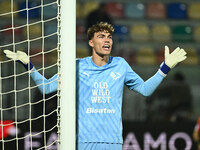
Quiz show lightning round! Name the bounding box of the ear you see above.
[89,40,94,48]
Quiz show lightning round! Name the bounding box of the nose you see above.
[105,40,110,43]
[105,37,111,42]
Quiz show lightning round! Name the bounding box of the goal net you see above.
[0,0,72,149]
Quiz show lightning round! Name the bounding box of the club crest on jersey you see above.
[110,72,121,80]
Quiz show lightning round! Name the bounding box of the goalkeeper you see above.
[4,22,187,150]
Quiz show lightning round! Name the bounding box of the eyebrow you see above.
[97,33,112,37]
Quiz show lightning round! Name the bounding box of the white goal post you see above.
[60,0,76,150]
[0,0,76,149]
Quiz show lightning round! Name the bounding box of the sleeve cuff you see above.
[17,60,34,71]
[159,61,170,76]
[24,62,34,71]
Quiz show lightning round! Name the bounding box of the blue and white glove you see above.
[4,50,34,70]
[159,46,187,76]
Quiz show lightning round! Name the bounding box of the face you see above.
[89,31,113,57]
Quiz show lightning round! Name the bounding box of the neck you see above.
[92,52,109,67]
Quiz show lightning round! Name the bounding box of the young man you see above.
[4,22,187,150]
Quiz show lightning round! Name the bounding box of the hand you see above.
[164,46,187,68]
[4,50,33,70]
[4,50,29,65]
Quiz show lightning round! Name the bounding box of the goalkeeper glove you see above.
[160,46,187,75]
[4,50,34,70]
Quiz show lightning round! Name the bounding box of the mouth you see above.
[102,44,111,50]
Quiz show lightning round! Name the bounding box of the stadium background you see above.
[0,0,200,149]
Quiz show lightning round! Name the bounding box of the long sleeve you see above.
[124,60,165,97]
[30,68,59,94]
[133,71,165,96]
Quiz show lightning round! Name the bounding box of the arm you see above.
[4,50,59,94]
[30,68,59,94]
[133,71,164,96]
[125,46,187,96]
[125,65,165,96]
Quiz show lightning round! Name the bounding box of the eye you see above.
[98,35,104,38]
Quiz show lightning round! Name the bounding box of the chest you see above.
[78,67,124,86]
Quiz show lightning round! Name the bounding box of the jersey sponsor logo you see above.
[110,72,121,80]
[91,96,111,103]
[86,107,115,114]
[91,82,111,104]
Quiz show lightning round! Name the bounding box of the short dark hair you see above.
[87,22,114,40]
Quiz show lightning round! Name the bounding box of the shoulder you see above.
[110,56,128,65]
[110,56,126,62]
[76,57,92,70]
[76,57,91,64]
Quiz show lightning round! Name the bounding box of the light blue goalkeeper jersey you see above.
[30,56,165,144]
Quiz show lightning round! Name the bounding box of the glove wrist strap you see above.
[24,62,34,71]
[159,61,170,75]
[17,60,34,70]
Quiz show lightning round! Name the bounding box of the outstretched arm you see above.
[126,46,187,96]
[30,69,59,94]
[4,50,59,94]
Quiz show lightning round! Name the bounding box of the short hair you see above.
[87,22,114,40]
